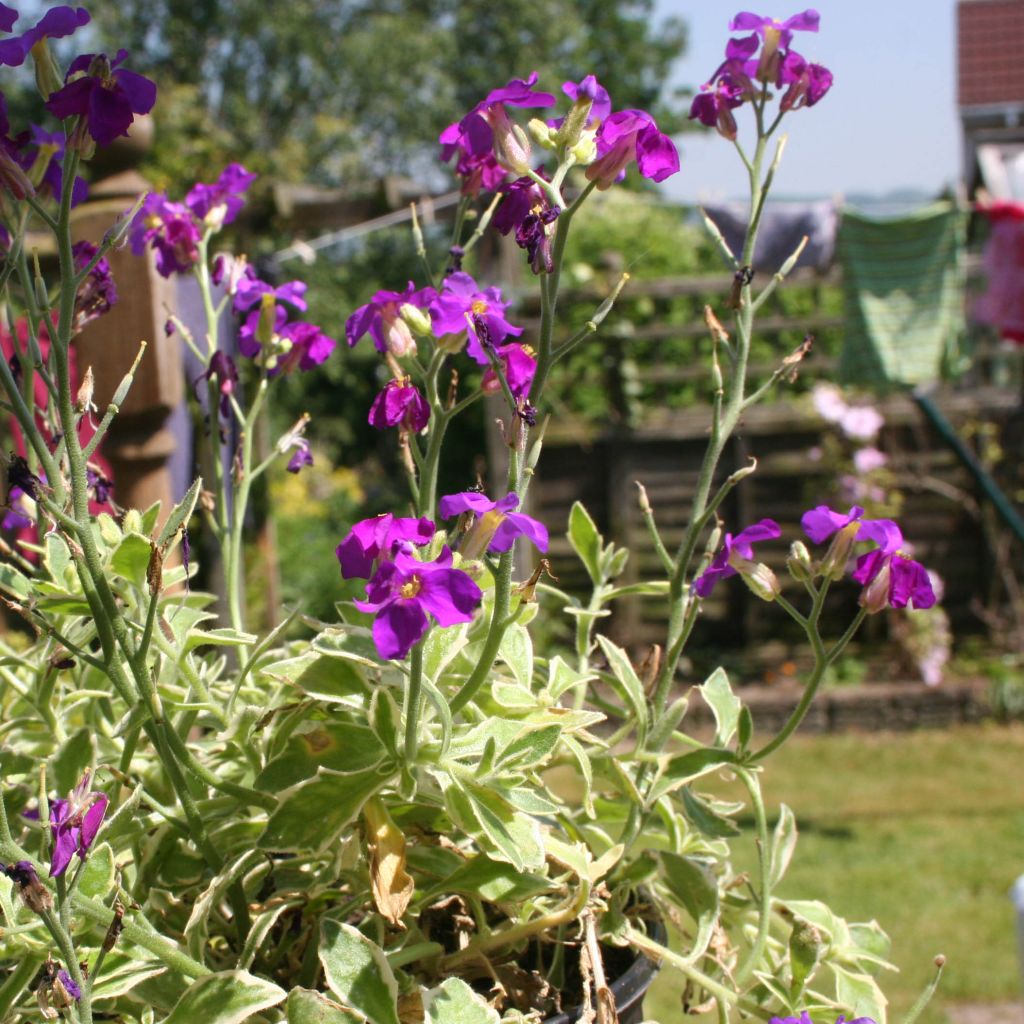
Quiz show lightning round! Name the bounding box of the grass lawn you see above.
[645,723,1024,1023]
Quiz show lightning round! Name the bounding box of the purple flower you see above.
[45,49,156,148]
[232,271,307,315]
[851,525,937,612]
[86,465,114,506]
[286,439,313,474]
[129,193,201,277]
[429,273,522,363]
[0,860,52,913]
[693,519,781,597]
[440,71,555,170]
[0,6,89,68]
[729,10,820,44]
[585,109,680,190]
[779,52,833,110]
[20,125,88,205]
[493,177,561,274]
[369,379,430,433]
[276,321,336,374]
[3,485,33,531]
[185,163,256,227]
[238,306,335,374]
[72,241,117,331]
[801,504,905,581]
[336,514,435,581]
[47,772,108,877]
[690,76,745,140]
[561,75,612,126]
[346,283,437,355]
[356,547,482,660]
[853,446,887,474]
[438,490,548,560]
[194,350,239,419]
[56,970,81,1003]
[481,343,537,399]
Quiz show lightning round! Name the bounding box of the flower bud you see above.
[555,97,593,150]
[740,561,780,602]
[399,303,433,338]
[858,559,891,614]
[570,129,598,166]
[255,293,277,348]
[0,147,35,200]
[459,509,506,562]
[786,540,813,582]
[1,861,53,914]
[819,521,860,581]
[384,316,416,358]
[486,106,532,176]
[30,39,64,101]
[755,26,783,83]
[528,117,559,150]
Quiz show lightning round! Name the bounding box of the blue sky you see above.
[658,1,961,202]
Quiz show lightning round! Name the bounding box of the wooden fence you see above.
[507,268,1023,680]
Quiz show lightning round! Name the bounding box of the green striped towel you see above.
[837,201,965,387]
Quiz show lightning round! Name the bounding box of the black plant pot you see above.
[543,915,667,1024]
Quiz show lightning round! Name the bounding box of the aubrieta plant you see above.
[0,7,948,1024]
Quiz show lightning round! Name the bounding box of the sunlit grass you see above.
[645,723,1024,1023]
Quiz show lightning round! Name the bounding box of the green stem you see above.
[734,768,772,985]
[403,644,425,764]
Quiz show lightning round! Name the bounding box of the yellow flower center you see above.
[471,299,489,315]
[399,576,422,599]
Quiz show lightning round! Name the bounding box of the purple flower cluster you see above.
[690,10,833,139]
[72,240,117,331]
[693,504,936,614]
[28,772,109,877]
[440,72,678,198]
[337,493,547,659]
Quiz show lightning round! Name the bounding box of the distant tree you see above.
[92,0,687,188]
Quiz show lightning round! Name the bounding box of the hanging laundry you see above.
[701,199,838,272]
[973,200,1024,344]
[837,201,965,388]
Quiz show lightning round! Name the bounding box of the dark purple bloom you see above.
[0,6,89,68]
[195,350,239,419]
[693,518,781,597]
[185,163,256,227]
[429,273,522,363]
[48,772,108,877]
[346,283,437,355]
[0,860,52,913]
[129,193,201,277]
[56,970,81,1002]
[86,465,114,505]
[585,109,680,190]
[232,271,307,315]
[481,343,537,399]
[369,379,430,433]
[690,75,745,140]
[561,75,612,126]
[779,52,833,110]
[356,546,482,660]
[276,321,336,374]
[7,454,40,500]
[72,241,117,331]
[237,304,334,373]
[493,177,560,274]
[17,125,88,205]
[438,490,548,559]
[3,485,32,530]
[286,439,313,474]
[45,49,156,147]
[440,71,556,168]
[336,514,435,581]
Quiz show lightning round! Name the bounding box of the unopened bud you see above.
[255,293,277,347]
[486,106,532,176]
[570,129,598,165]
[384,316,416,358]
[858,560,891,614]
[399,303,433,338]
[30,39,64,101]
[0,147,35,200]
[787,540,813,582]
[75,366,95,415]
[555,98,593,150]
[819,521,859,581]
[740,561,780,602]
[528,117,559,150]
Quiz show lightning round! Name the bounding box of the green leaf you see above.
[286,987,362,1023]
[0,562,30,600]
[660,852,719,960]
[546,656,595,700]
[701,667,741,746]
[110,533,152,585]
[371,691,402,761]
[600,580,671,601]
[259,768,389,852]
[562,735,595,818]
[183,627,258,652]
[498,623,533,688]
[422,621,469,684]
[436,855,553,904]
[596,635,648,742]
[737,706,753,749]
[495,724,561,771]
[681,788,740,838]
[770,804,798,887]
[87,950,167,1001]
[567,502,602,584]
[256,725,386,791]
[139,500,162,537]
[156,477,201,548]
[834,966,888,1023]
[51,727,94,795]
[423,978,499,1024]
[293,656,369,703]
[319,919,400,1024]
[184,849,264,960]
[462,782,544,871]
[648,747,737,804]
[161,969,285,1024]
[78,842,115,900]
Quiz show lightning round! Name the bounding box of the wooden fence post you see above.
[70,170,184,527]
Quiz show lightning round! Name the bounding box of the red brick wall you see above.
[959,0,1024,106]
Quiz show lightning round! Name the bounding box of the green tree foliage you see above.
[92,0,687,186]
